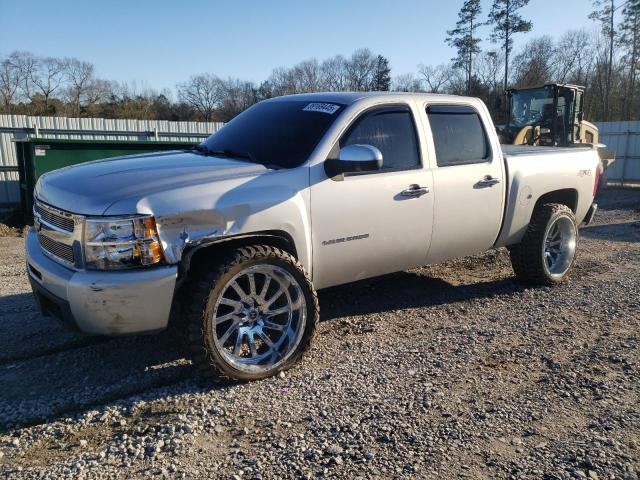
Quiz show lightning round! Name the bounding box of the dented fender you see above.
[105,167,313,273]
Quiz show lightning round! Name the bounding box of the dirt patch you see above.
[1,188,639,479]
[0,224,21,238]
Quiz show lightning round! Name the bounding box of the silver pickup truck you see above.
[26,92,600,380]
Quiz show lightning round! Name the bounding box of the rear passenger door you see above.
[423,104,505,263]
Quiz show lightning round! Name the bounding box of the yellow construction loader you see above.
[499,83,615,183]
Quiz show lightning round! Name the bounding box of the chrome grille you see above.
[38,233,75,264]
[35,202,75,232]
[33,199,82,267]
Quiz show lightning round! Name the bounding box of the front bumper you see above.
[25,228,178,335]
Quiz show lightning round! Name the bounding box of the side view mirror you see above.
[324,144,383,177]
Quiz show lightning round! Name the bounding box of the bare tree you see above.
[267,67,298,96]
[474,50,503,90]
[27,56,67,113]
[417,64,453,93]
[391,73,424,92]
[265,49,387,95]
[590,0,617,120]
[9,51,37,100]
[84,79,113,110]
[65,58,95,117]
[105,80,158,119]
[581,33,622,120]
[218,78,257,121]
[473,50,504,111]
[0,52,27,111]
[552,29,594,84]
[511,36,554,87]
[320,55,349,91]
[347,48,377,91]
[177,74,224,121]
[618,0,640,119]
[292,59,323,92]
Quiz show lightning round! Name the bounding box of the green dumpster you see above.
[16,139,198,222]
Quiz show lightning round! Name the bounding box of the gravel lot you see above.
[0,188,638,479]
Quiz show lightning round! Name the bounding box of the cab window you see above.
[427,105,489,167]
[341,107,420,172]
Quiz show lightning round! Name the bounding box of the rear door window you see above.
[426,105,489,167]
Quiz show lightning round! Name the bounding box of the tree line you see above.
[419,0,640,122]
[0,48,390,123]
[1,0,638,123]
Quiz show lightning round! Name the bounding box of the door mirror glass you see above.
[325,144,383,177]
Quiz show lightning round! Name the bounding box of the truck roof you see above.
[266,91,465,105]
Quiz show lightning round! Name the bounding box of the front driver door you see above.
[310,104,434,289]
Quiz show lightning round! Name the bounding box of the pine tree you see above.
[446,0,482,95]
[618,0,639,119]
[372,55,391,91]
[486,0,532,94]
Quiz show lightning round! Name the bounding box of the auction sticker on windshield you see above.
[303,103,340,114]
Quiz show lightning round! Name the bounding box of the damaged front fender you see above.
[154,209,229,264]
[105,167,313,273]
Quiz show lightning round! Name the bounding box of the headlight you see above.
[84,216,164,270]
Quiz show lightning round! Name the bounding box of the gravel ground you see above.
[0,188,638,479]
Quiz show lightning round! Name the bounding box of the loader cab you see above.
[502,84,590,147]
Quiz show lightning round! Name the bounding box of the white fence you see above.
[0,114,223,207]
[597,121,640,184]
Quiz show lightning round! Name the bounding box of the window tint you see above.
[427,106,489,166]
[202,100,345,169]
[342,109,420,171]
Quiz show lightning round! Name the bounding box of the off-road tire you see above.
[183,245,319,381]
[508,203,578,286]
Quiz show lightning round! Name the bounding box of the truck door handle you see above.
[401,184,429,197]
[477,175,500,187]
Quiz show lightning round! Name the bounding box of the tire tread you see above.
[180,245,319,381]
[509,203,577,286]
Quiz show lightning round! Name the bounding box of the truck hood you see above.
[34,150,269,215]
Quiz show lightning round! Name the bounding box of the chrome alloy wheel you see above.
[542,215,577,278]
[212,264,307,373]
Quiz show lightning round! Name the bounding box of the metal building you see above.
[597,121,640,185]
[0,115,223,207]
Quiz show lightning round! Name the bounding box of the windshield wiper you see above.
[193,145,253,161]
[191,145,281,169]
[212,149,255,161]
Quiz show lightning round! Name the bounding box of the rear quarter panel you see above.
[495,148,600,247]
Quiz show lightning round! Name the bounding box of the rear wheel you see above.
[509,203,578,285]
[184,245,319,381]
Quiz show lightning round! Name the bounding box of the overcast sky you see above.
[1,0,600,95]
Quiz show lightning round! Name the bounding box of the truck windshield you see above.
[199,100,345,169]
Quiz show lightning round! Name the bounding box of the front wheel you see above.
[509,203,579,285]
[184,245,319,381]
